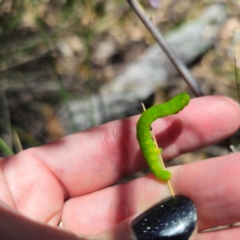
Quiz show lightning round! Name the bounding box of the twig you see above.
[234,58,240,104]
[126,0,204,97]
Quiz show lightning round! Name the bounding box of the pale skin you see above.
[0,95,240,240]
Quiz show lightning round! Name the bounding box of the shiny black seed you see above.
[132,195,197,240]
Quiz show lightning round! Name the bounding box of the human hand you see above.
[0,95,239,240]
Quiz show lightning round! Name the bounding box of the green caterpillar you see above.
[136,92,190,182]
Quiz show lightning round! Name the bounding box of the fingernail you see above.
[131,195,197,240]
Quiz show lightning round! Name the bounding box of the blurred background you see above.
[0,0,239,160]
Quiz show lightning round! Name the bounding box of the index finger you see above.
[15,96,240,196]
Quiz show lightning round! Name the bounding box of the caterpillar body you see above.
[136,92,190,182]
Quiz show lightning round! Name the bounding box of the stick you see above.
[126,0,204,97]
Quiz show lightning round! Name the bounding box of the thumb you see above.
[93,196,198,240]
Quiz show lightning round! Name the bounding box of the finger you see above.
[94,213,198,240]
[62,174,170,234]
[172,152,240,231]
[62,153,240,235]
[154,95,239,159]
[198,227,240,240]
[81,217,240,240]
[11,96,240,197]
[73,202,198,240]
